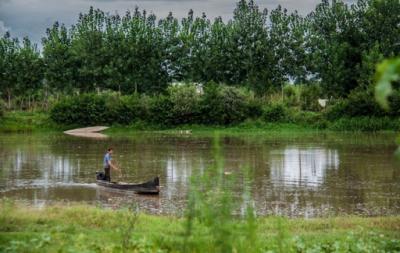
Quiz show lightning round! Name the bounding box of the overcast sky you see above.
[0,0,356,45]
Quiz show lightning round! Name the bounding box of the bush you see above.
[292,111,328,129]
[52,83,400,129]
[167,84,201,125]
[324,99,349,121]
[107,95,150,125]
[300,84,323,111]
[387,91,400,116]
[200,83,257,125]
[262,103,291,123]
[283,84,299,106]
[329,117,400,131]
[148,95,173,126]
[324,90,388,120]
[50,93,109,126]
[0,100,4,118]
[346,90,385,117]
[49,84,260,127]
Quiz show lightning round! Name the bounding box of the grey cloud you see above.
[0,20,9,36]
[86,0,207,2]
[0,0,11,5]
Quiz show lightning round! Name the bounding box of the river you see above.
[0,131,399,217]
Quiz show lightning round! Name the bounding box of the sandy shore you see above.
[63,126,109,139]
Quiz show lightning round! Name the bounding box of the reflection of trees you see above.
[251,146,340,217]
[327,148,400,215]
[260,142,400,216]
[1,138,80,187]
[269,147,339,186]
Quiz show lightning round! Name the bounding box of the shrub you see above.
[148,95,173,126]
[387,91,400,116]
[262,103,290,123]
[300,84,323,111]
[324,99,349,121]
[0,100,4,118]
[292,110,328,129]
[51,93,154,126]
[107,95,150,125]
[324,90,389,120]
[167,84,201,125]
[49,85,259,127]
[345,90,385,117]
[200,83,256,125]
[283,84,299,106]
[50,93,109,126]
[247,98,263,119]
[329,117,400,131]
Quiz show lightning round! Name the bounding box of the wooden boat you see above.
[96,175,160,194]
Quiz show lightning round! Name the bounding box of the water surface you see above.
[0,132,399,217]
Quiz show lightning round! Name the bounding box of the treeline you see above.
[1,0,399,109]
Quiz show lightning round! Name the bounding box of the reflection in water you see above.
[0,133,399,217]
[3,148,77,188]
[270,147,339,186]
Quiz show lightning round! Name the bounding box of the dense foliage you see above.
[1,1,400,102]
[2,0,400,131]
[49,83,400,131]
[0,34,43,109]
[50,85,258,126]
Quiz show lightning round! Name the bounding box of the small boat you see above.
[96,174,160,194]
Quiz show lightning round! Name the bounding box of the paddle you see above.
[112,160,124,181]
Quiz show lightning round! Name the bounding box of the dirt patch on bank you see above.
[64,126,109,139]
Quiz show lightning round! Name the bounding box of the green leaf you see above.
[375,58,400,109]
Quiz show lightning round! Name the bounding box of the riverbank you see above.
[1,201,399,252]
[0,111,60,132]
[1,111,400,134]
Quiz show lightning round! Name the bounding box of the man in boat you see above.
[103,148,119,181]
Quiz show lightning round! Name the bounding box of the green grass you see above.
[105,121,319,136]
[1,111,400,134]
[0,201,399,253]
[0,111,61,132]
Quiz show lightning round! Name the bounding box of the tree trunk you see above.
[44,88,48,111]
[7,90,11,110]
[32,96,35,111]
[20,97,24,111]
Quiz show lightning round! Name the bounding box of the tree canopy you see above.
[1,0,399,100]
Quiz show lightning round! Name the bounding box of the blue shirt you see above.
[104,153,112,168]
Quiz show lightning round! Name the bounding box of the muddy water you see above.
[0,132,399,217]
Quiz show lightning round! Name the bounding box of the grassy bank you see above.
[0,111,61,132]
[1,111,400,134]
[0,201,399,253]
[0,111,312,133]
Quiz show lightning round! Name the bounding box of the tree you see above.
[231,0,274,93]
[42,22,75,94]
[306,0,365,96]
[70,7,107,92]
[0,32,20,108]
[15,37,43,109]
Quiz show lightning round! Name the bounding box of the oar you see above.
[113,160,125,180]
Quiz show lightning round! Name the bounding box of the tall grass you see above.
[182,133,261,252]
[1,198,400,252]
